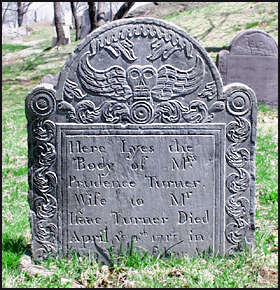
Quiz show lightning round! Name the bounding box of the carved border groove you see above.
[224,83,256,255]
[26,86,58,260]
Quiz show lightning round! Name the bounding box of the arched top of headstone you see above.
[56,17,224,122]
[229,29,278,56]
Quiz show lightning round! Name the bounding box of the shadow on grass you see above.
[2,233,30,254]
[205,46,228,53]
[2,233,31,270]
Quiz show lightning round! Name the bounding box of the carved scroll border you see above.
[26,85,58,260]
[58,97,226,125]
[224,83,257,255]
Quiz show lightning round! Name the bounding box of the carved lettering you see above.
[145,175,200,189]
[171,155,197,170]
[120,139,154,160]
[73,191,106,207]
[168,139,193,153]
[130,197,144,207]
[152,233,178,242]
[189,230,205,241]
[178,210,209,224]
[72,156,114,176]
[170,192,192,206]
[130,155,149,171]
[69,211,102,225]
[69,174,136,189]
[69,227,108,247]
[111,211,168,225]
[69,140,106,154]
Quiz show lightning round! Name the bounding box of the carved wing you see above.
[151,55,205,101]
[78,53,132,101]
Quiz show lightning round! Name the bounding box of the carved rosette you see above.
[26,86,58,260]
[224,84,256,255]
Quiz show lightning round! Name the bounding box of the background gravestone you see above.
[26,17,257,264]
[216,29,278,106]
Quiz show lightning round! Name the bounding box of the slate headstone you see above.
[216,29,278,106]
[26,18,257,263]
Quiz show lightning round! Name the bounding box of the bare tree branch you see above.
[86,1,135,36]
[16,2,32,27]
[22,2,32,14]
[2,2,11,23]
[113,2,135,21]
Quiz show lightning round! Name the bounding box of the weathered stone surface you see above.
[216,29,278,106]
[25,18,257,263]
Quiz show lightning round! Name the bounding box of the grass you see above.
[1,244,277,288]
[2,43,30,56]
[163,2,278,62]
[2,2,278,288]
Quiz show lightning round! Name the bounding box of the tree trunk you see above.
[113,2,135,20]
[70,2,81,40]
[34,10,37,23]
[109,2,113,21]
[17,2,24,27]
[54,2,68,46]
[88,2,96,32]
[96,2,106,28]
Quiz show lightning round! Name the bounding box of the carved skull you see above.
[126,65,157,100]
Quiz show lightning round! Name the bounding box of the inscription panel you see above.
[57,124,225,259]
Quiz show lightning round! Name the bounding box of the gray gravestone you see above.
[216,29,278,106]
[26,18,257,263]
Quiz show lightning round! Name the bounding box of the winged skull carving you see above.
[78,52,205,102]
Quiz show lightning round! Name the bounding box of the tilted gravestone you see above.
[216,29,278,106]
[26,18,257,263]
